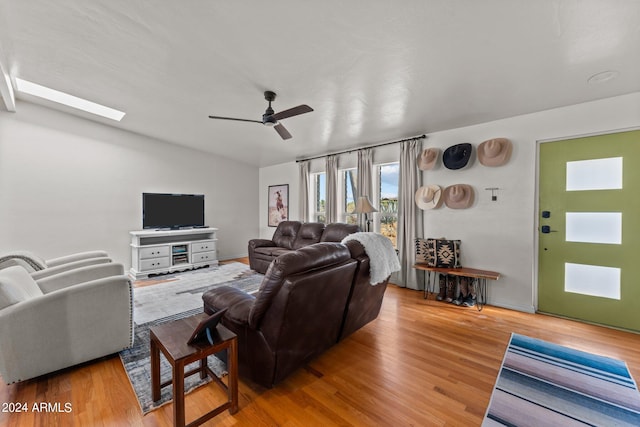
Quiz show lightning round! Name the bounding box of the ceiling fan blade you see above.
[274,123,292,140]
[271,105,313,121]
[208,115,262,124]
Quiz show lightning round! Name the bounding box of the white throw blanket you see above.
[342,232,401,285]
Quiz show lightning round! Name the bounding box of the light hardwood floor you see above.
[2,263,640,426]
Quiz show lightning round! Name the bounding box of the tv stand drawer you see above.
[191,241,216,254]
[140,246,171,259]
[192,250,216,264]
[140,257,171,271]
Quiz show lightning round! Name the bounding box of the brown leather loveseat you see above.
[248,221,359,274]
[202,240,390,388]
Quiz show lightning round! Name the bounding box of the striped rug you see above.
[483,333,640,426]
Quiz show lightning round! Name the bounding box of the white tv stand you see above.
[129,228,218,279]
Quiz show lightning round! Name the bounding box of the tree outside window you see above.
[314,173,326,223]
[343,169,357,224]
[378,163,398,247]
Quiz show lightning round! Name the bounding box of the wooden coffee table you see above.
[150,313,238,427]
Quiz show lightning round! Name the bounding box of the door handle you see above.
[541,225,558,233]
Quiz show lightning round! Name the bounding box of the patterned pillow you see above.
[415,238,430,264]
[415,238,461,268]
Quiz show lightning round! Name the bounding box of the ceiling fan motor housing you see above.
[263,91,277,125]
[263,113,277,126]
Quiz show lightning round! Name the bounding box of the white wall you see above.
[0,101,259,267]
[258,92,640,312]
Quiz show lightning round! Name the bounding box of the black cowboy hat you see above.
[443,143,472,170]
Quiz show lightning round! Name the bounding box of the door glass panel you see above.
[566,157,622,191]
[565,262,620,300]
[565,212,622,244]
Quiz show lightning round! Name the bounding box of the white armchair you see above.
[0,250,110,274]
[0,263,134,384]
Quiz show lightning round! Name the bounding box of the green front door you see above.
[538,130,640,331]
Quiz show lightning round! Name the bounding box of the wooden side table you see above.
[150,313,238,427]
[413,264,500,311]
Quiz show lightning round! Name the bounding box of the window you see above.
[377,163,399,247]
[341,169,358,224]
[313,172,326,223]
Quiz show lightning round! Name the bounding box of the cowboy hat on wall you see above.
[443,184,475,209]
[418,148,439,170]
[478,138,512,167]
[415,185,443,210]
[442,143,472,170]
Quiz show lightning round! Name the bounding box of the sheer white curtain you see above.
[325,155,338,223]
[395,139,424,289]
[356,148,373,231]
[298,161,310,222]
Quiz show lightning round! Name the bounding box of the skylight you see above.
[14,78,126,121]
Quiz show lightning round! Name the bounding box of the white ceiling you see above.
[1,1,639,167]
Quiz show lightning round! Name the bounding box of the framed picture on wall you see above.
[268,184,289,227]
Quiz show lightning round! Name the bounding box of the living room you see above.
[2,1,640,426]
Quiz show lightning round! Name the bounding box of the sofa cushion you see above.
[253,247,291,257]
[320,223,360,242]
[292,223,325,249]
[0,266,44,310]
[270,248,293,257]
[271,221,302,250]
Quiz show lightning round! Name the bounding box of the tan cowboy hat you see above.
[443,184,474,209]
[414,185,443,210]
[418,148,439,170]
[478,138,512,167]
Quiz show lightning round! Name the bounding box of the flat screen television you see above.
[143,193,205,229]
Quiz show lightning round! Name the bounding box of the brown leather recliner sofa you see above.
[248,221,359,274]
[202,240,390,388]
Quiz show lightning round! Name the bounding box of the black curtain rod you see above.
[295,134,427,163]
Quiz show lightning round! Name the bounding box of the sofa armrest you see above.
[45,250,110,267]
[0,251,46,272]
[35,263,125,294]
[30,257,112,281]
[249,239,276,250]
[203,285,255,324]
[344,240,367,259]
[0,275,133,383]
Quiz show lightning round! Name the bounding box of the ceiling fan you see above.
[208,91,313,140]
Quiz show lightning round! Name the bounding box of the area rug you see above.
[132,262,260,325]
[483,333,640,426]
[120,263,263,414]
